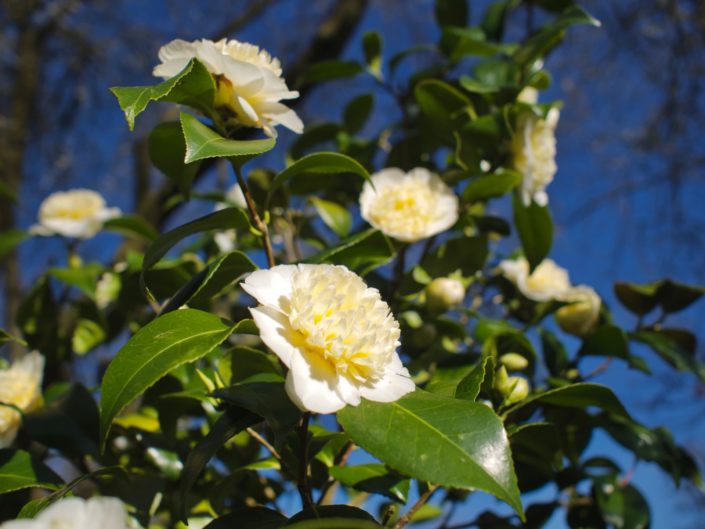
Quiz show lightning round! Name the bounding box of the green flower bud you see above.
[425,277,465,313]
[505,377,530,404]
[499,353,529,371]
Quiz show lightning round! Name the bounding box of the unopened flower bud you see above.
[499,353,529,371]
[425,277,465,312]
[494,365,511,394]
[555,285,601,336]
[505,376,530,404]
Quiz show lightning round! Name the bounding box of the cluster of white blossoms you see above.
[243,264,415,413]
[511,106,560,207]
[154,38,303,137]
[499,257,601,336]
[0,352,44,448]
[359,167,459,243]
[0,496,130,529]
[30,189,120,239]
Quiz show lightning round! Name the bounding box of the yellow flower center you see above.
[287,265,399,383]
[367,180,438,240]
[40,190,105,222]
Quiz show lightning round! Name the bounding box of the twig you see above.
[297,412,315,511]
[246,427,282,462]
[232,162,276,268]
[393,485,439,529]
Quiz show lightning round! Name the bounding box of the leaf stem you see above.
[246,427,282,462]
[297,412,315,511]
[232,161,275,268]
[393,485,439,529]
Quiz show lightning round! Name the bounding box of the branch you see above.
[393,485,439,529]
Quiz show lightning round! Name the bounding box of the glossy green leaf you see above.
[311,197,352,237]
[111,58,215,130]
[270,152,371,198]
[307,228,395,275]
[103,215,158,242]
[415,79,474,141]
[579,325,630,360]
[443,27,515,61]
[513,192,553,272]
[0,228,28,258]
[179,407,260,521]
[613,282,659,316]
[99,309,239,450]
[299,60,364,86]
[464,169,521,202]
[48,263,104,300]
[343,94,374,135]
[203,507,287,529]
[514,5,600,67]
[0,450,62,494]
[162,251,257,312]
[419,235,488,279]
[631,329,705,383]
[141,207,249,297]
[180,112,275,163]
[338,390,523,518]
[593,474,650,529]
[149,121,201,196]
[456,356,492,400]
[286,506,381,527]
[505,382,629,419]
[329,463,409,503]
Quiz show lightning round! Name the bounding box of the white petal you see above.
[84,497,128,529]
[358,368,415,403]
[241,265,296,311]
[285,350,346,414]
[265,104,303,134]
[220,57,264,88]
[335,376,362,406]
[153,39,197,78]
[37,497,87,526]
[249,306,297,367]
[236,95,260,124]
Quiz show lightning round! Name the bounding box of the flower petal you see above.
[241,265,296,311]
[358,367,415,403]
[285,350,346,414]
[249,306,297,367]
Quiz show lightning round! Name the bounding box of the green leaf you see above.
[307,228,395,275]
[593,474,650,529]
[103,215,158,242]
[343,94,374,135]
[179,408,260,521]
[72,319,106,355]
[214,379,301,431]
[0,328,27,347]
[162,251,257,312]
[111,58,215,130]
[481,0,518,41]
[0,228,29,258]
[141,207,250,297]
[299,60,364,86]
[514,5,601,67]
[149,121,201,196]
[579,325,630,360]
[286,506,381,527]
[464,169,521,202]
[419,235,488,279]
[435,0,468,27]
[48,263,104,300]
[338,390,523,518]
[505,382,630,419]
[657,279,705,313]
[99,309,239,450]
[443,27,515,61]
[0,450,63,493]
[415,79,474,142]
[26,384,100,457]
[310,197,352,237]
[631,329,705,383]
[270,152,371,199]
[203,508,287,529]
[329,463,409,503]
[613,282,659,316]
[513,192,553,272]
[362,32,382,76]
[456,357,492,400]
[180,112,275,163]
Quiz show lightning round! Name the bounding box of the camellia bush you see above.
[2,1,705,528]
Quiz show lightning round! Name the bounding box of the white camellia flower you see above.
[517,86,539,104]
[0,496,129,529]
[499,256,570,302]
[359,167,459,243]
[153,38,303,137]
[0,352,44,448]
[242,264,415,413]
[511,107,560,207]
[555,285,601,336]
[29,189,120,239]
[213,184,248,253]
